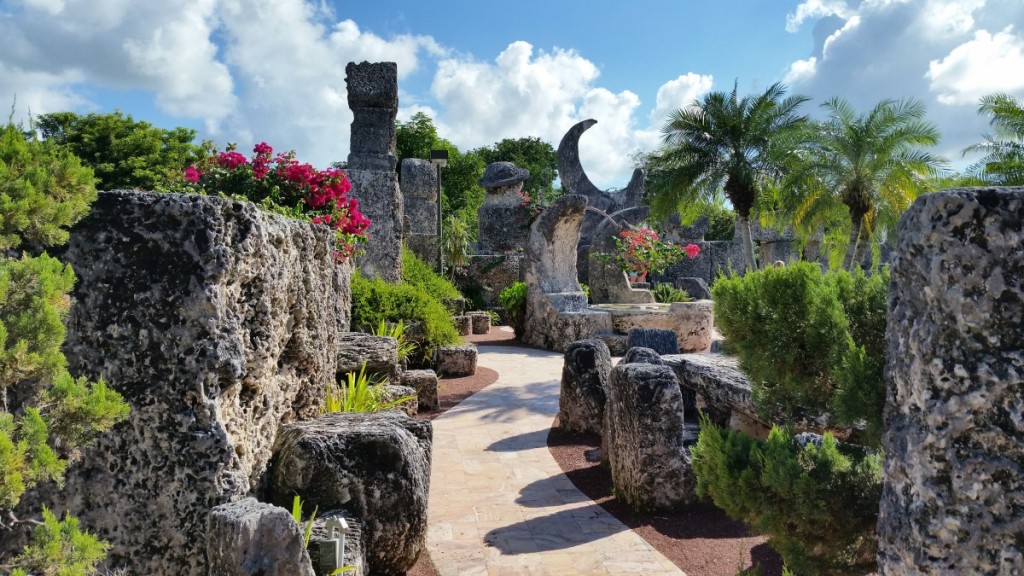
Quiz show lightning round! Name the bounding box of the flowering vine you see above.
[183,142,370,262]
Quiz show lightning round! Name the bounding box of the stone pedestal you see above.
[878,187,1024,575]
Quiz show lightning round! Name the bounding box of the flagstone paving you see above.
[426,344,685,576]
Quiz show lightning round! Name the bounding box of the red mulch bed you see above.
[409,327,783,576]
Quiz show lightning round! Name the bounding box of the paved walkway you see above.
[426,344,686,576]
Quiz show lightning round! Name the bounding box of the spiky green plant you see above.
[323,363,415,414]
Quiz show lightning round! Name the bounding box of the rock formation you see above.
[604,363,698,511]
[558,339,612,435]
[207,498,316,576]
[269,411,432,576]
[878,187,1024,574]
[49,190,347,574]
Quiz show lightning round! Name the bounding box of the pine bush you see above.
[1,121,130,573]
[692,417,882,575]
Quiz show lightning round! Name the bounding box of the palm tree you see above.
[964,92,1024,185]
[786,97,945,270]
[652,82,809,271]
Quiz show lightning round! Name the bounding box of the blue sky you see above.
[2,0,1023,187]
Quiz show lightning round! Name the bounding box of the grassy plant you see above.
[323,363,415,414]
[291,495,318,548]
[652,283,692,303]
[369,319,417,363]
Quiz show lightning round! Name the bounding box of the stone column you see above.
[878,187,1024,575]
[401,158,438,265]
[346,61,402,281]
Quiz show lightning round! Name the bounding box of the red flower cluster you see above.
[607,226,701,277]
[183,142,370,262]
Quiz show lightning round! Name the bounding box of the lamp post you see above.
[429,149,448,275]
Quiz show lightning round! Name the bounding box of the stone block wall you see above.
[43,191,348,574]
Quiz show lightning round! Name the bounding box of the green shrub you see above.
[350,274,459,360]
[692,417,882,576]
[1,121,130,574]
[401,246,461,300]
[829,268,888,444]
[498,282,527,337]
[652,283,691,303]
[711,262,887,441]
[11,508,109,576]
[0,123,96,250]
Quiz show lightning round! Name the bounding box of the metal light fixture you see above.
[429,149,449,274]
[315,517,350,573]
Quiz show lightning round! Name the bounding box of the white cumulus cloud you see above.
[430,41,658,188]
[781,0,1024,166]
[927,26,1024,105]
[786,0,853,32]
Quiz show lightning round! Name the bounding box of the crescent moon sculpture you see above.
[557,119,645,214]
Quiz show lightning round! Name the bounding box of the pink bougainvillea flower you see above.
[685,244,701,258]
[217,151,249,170]
[184,165,201,183]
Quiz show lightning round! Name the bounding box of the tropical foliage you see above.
[964,92,1024,185]
[784,98,944,270]
[652,82,809,271]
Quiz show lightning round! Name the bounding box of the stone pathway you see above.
[426,344,685,576]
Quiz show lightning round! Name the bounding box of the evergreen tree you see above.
[35,110,200,192]
[0,122,130,575]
